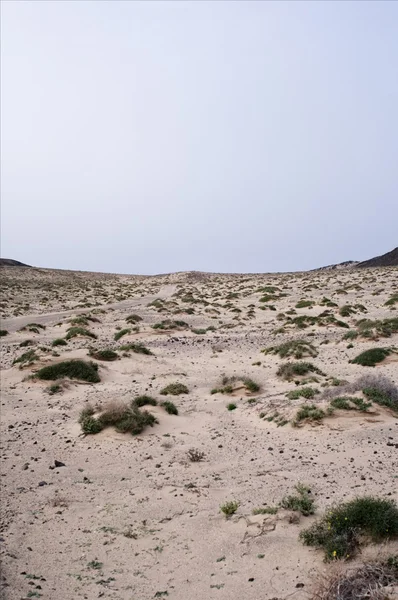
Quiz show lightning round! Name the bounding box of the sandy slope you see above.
[0,265,397,600]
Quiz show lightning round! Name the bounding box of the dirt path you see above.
[1,284,177,333]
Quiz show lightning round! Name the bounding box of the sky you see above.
[1,1,397,274]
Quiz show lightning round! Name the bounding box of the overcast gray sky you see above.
[1,1,397,274]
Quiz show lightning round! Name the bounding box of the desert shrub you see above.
[114,328,131,341]
[356,317,398,338]
[68,315,99,326]
[296,300,314,308]
[252,506,278,515]
[19,339,34,347]
[52,338,67,347]
[263,339,317,359]
[277,361,325,380]
[187,448,205,462]
[134,395,157,407]
[227,402,237,411]
[65,327,97,340]
[161,400,178,415]
[46,383,63,395]
[300,496,398,560]
[19,323,46,334]
[363,387,398,411]
[220,501,239,517]
[343,330,358,340]
[152,320,188,330]
[350,347,393,367]
[243,377,260,393]
[287,387,318,400]
[160,382,188,396]
[118,342,153,355]
[35,360,100,383]
[310,556,398,600]
[0,330,8,336]
[79,401,157,436]
[294,404,328,425]
[192,328,207,334]
[385,293,398,306]
[13,349,39,367]
[339,305,356,317]
[126,314,142,324]
[281,483,315,516]
[89,349,118,361]
[212,376,260,395]
[330,396,371,411]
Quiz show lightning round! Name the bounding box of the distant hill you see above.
[315,260,359,272]
[356,246,398,268]
[0,258,31,267]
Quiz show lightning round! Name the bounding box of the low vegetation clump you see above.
[160,382,188,396]
[19,339,34,347]
[300,496,398,561]
[152,320,189,330]
[79,401,157,436]
[187,448,205,462]
[35,360,100,383]
[161,400,178,415]
[280,483,315,516]
[252,506,278,515]
[294,404,329,425]
[19,323,46,334]
[385,292,398,306]
[65,327,97,340]
[356,317,398,339]
[227,402,237,411]
[287,387,319,400]
[118,342,153,355]
[343,330,358,340]
[211,375,260,395]
[126,314,143,324]
[330,396,371,411]
[89,349,118,361]
[46,383,63,395]
[277,361,325,381]
[69,315,100,326]
[13,349,39,367]
[114,328,131,341]
[311,555,398,600]
[350,347,393,367]
[220,500,239,517]
[296,300,314,309]
[0,329,8,336]
[52,338,67,347]
[133,395,157,407]
[262,338,317,359]
[363,386,398,412]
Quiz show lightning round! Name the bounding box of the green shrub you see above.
[220,501,239,517]
[192,328,207,335]
[281,483,315,516]
[343,330,358,340]
[227,402,237,411]
[252,506,278,515]
[52,338,67,347]
[330,396,371,411]
[242,378,260,393]
[287,387,318,400]
[339,305,356,317]
[300,496,398,560]
[19,323,46,334]
[277,361,325,380]
[160,382,188,396]
[0,330,8,336]
[385,293,398,306]
[46,383,63,395]
[152,320,188,330]
[118,342,153,355]
[350,347,393,367]
[79,401,157,436]
[89,349,118,361]
[19,339,34,347]
[126,314,142,324]
[262,339,317,359]
[65,327,97,340]
[294,404,328,424]
[161,400,178,415]
[114,328,131,341]
[13,349,39,367]
[35,360,100,383]
[363,386,397,411]
[134,395,157,407]
[295,300,314,309]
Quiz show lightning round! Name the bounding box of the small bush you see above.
[287,387,318,400]
[19,339,34,347]
[294,404,328,425]
[46,383,63,395]
[79,401,157,436]
[330,396,371,411]
[19,323,46,334]
[277,361,325,380]
[118,342,153,355]
[262,339,317,359]
[52,338,67,347]
[89,349,118,361]
[114,328,131,341]
[35,360,100,383]
[296,300,314,308]
[281,483,315,516]
[220,501,239,517]
[227,402,237,411]
[187,448,205,462]
[161,400,178,415]
[252,506,278,515]
[160,383,188,396]
[363,386,398,411]
[343,330,358,340]
[0,330,8,336]
[350,347,393,367]
[65,327,97,340]
[126,314,143,324]
[300,496,398,560]
[134,395,157,407]
[13,349,39,367]
[152,320,188,330]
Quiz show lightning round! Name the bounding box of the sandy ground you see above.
[0,265,397,600]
